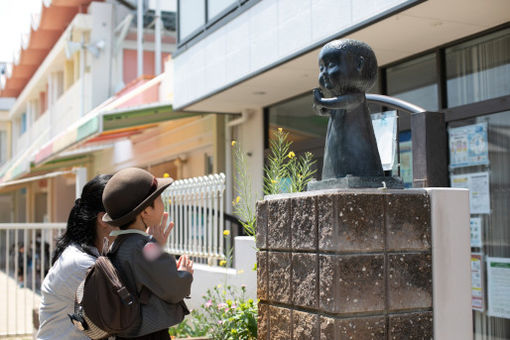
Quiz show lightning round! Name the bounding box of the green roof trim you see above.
[102,104,200,131]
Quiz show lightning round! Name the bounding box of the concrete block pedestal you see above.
[256,188,472,340]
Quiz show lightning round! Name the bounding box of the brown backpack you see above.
[68,238,150,339]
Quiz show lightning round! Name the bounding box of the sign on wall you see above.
[449,122,489,169]
[470,217,483,248]
[372,111,397,172]
[451,172,491,214]
[471,253,484,311]
[487,257,510,319]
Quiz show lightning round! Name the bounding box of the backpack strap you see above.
[108,234,152,305]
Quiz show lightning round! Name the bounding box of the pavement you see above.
[0,270,40,338]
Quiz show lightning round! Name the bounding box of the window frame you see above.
[176,0,259,51]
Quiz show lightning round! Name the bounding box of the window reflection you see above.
[179,0,206,40]
[208,0,237,21]
[386,53,438,111]
[446,28,510,107]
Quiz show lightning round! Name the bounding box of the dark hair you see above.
[118,198,156,230]
[51,174,112,265]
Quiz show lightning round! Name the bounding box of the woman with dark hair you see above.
[37,174,113,340]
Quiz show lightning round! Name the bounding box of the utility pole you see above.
[137,0,144,77]
[155,0,162,75]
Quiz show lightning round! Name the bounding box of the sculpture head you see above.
[318,39,377,96]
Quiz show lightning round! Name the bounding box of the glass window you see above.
[386,53,439,111]
[178,0,206,41]
[446,28,510,107]
[208,0,237,21]
[448,111,510,339]
[267,93,328,178]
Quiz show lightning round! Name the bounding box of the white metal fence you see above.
[0,223,66,337]
[0,173,232,336]
[162,173,230,265]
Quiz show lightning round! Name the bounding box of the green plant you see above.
[263,128,317,195]
[168,309,210,338]
[231,140,257,237]
[231,128,317,238]
[169,285,257,340]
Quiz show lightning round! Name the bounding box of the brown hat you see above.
[102,167,173,226]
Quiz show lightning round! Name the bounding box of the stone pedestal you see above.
[256,188,472,340]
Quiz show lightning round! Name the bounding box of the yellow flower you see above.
[232,196,240,206]
[163,173,170,178]
[168,199,172,204]
[271,179,277,184]
[223,230,230,236]
[217,284,222,288]
[278,127,283,132]
[219,260,227,267]
[288,151,296,159]
[231,140,236,146]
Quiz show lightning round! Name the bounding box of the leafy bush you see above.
[169,285,257,340]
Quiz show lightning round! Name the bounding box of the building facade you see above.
[172,0,510,338]
[0,0,223,231]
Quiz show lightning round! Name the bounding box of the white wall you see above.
[235,109,264,205]
[186,236,257,311]
[427,188,473,339]
[89,2,114,104]
[174,0,409,109]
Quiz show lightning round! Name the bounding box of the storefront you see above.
[264,25,510,339]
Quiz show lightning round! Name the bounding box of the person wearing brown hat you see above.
[102,167,193,340]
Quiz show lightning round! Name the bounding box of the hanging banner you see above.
[451,172,491,214]
[449,122,489,169]
[470,217,483,248]
[471,253,484,311]
[487,257,510,319]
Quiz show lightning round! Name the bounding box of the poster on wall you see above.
[470,217,483,248]
[451,172,491,214]
[399,131,413,188]
[449,122,489,169]
[487,257,510,319]
[472,253,484,311]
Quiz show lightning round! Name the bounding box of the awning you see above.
[0,169,74,189]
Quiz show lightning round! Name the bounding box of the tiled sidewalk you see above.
[0,270,40,338]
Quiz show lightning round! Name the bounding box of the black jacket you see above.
[111,233,192,337]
